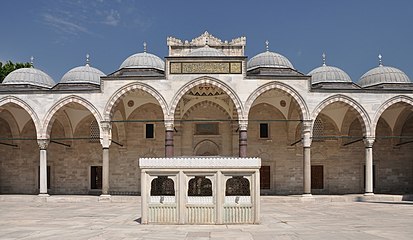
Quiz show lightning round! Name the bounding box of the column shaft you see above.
[102,147,110,195]
[165,130,174,157]
[39,149,48,195]
[303,147,311,195]
[365,146,374,194]
[239,130,247,157]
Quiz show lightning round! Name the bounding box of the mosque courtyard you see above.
[0,195,412,240]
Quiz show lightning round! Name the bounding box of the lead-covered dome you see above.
[61,61,105,85]
[119,52,165,70]
[358,57,410,87]
[3,67,55,88]
[247,50,294,70]
[187,45,226,57]
[309,55,352,84]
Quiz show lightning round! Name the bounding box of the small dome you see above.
[61,64,105,85]
[3,67,55,88]
[309,64,352,84]
[247,51,294,70]
[187,46,226,57]
[358,65,410,87]
[119,52,165,70]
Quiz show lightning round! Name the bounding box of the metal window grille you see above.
[90,120,100,142]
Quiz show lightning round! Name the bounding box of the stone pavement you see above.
[0,195,412,239]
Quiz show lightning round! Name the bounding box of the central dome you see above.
[247,51,294,70]
[3,67,55,88]
[119,52,165,70]
[187,46,226,57]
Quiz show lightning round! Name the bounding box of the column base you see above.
[364,192,374,196]
[302,193,313,198]
[38,193,50,197]
[99,194,111,202]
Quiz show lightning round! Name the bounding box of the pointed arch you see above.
[372,95,413,136]
[311,94,371,136]
[0,96,41,138]
[104,82,168,121]
[244,81,309,120]
[182,100,233,120]
[169,76,243,119]
[42,95,103,138]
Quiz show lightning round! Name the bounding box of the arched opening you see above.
[109,89,165,194]
[47,102,102,194]
[312,102,366,194]
[173,83,239,157]
[225,176,250,196]
[0,103,38,194]
[247,88,304,194]
[374,102,413,194]
[188,176,212,196]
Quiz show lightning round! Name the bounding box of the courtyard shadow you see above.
[134,217,142,224]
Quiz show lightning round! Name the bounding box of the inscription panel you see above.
[170,62,242,74]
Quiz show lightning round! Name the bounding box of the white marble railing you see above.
[186,205,215,224]
[223,205,253,224]
[150,195,176,204]
[187,196,213,204]
[148,205,177,223]
[225,196,251,204]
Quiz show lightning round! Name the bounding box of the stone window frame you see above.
[145,123,155,139]
[259,122,270,139]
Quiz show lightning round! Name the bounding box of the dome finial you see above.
[86,53,90,66]
[378,54,383,66]
[143,42,147,53]
[30,56,34,67]
[322,52,326,66]
[265,40,269,52]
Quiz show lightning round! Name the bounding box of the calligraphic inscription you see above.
[170,62,242,74]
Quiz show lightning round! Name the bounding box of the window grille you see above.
[313,118,324,141]
[90,120,100,142]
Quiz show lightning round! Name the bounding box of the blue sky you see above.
[1,0,413,82]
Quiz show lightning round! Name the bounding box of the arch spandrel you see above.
[311,94,371,136]
[0,96,41,138]
[104,82,168,121]
[42,95,103,139]
[169,76,244,120]
[372,95,413,136]
[244,81,309,120]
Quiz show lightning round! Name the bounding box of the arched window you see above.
[150,176,175,196]
[90,120,100,142]
[225,176,250,196]
[188,176,212,196]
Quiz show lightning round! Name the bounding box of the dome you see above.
[3,67,55,88]
[247,51,294,70]
[187,46,226,57]
[119,52,165,70]
[309,64,352,84]
[61,64,105,85]
[358,65,410,87]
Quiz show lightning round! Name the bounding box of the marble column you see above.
[38,139,49,196]
[302,120,312,196]
[239,121,248,158]
[165,121,174,158]
[364,137,375,196]
[100,122,112,196]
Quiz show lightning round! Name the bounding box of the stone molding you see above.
[244,81,309,120]
[311,94,371,136]
[139,157,261,169]
[42,95,103,138]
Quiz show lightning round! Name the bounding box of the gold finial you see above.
[322,52,326,66]
[30,56,34,67]
[378,54,383,66]
[86,53,90,66]
[143,42,147,53]
[265,40,269,51]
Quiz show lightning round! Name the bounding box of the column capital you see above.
[238,120,248,131]
[364,137,375,148]
[100,121,112,148]
[164,120,174,131]
[302,120,312,133]
[37,139,49,150]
